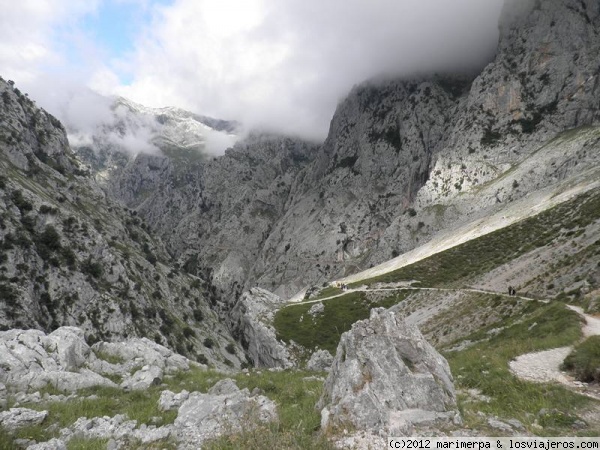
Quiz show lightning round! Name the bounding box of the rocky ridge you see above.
[0,77,242,369]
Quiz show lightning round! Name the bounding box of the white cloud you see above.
[2,0,506,148]
[0,0,99,83]
[117,0,505,141]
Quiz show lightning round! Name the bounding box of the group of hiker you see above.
[334,282,349,291]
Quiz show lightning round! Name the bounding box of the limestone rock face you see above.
[0,327,195,393]
[228,288,294,368]
[27,438,67,450]
[120,365,163,391]
[173,378,278,449]
[0,78,238,369]
[317,308,459,435]
[92,338,190,373]
[306,349,334,372]
[158,389,190,412]
[0,328,116,392]
[0,407,48,430]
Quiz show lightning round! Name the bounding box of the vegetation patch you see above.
[274,291,409,354]
[446,302,596,435]
[561,336,600,383]
[309,285,343,300]
[204,370,333,450]
[352,187,600,288]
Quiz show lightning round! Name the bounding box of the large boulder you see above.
[0,407,48,430]
[120,365,163,391]
[317,308,459,435]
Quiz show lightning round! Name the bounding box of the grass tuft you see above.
[561,336,600,383]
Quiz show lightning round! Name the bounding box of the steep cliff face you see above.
[0,78,243,369]
[104,134,320,302]
[248,76,469,296]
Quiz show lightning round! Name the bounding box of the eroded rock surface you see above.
[317,308,459,435]
[0,327,116,392]
[307,349,334,372]
[228,288,294,368]
[0,327,192,393]
[0,407,48,430]
[174,378,278,449]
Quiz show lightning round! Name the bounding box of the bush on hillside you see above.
[561,336,600,382]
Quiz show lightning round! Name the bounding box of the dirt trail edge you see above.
[509,305,600,400]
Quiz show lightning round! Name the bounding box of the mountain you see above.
[0,78,243,369]
[0,0,599,446]
[73,96,239,198]
[78,0,600,302]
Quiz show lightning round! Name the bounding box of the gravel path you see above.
[287,286,542,307]
[509,347,573,384]
[510,306,600,399]
[567,305,600,337]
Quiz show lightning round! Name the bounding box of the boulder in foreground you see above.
[317,308,460,435]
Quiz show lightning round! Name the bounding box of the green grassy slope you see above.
[351,186,600,288]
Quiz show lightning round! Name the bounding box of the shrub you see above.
[561,336,600,382]
[0,283,18,303]
[203,337,214,349]
[38,225,61,250]
[481,128,502,146]
[82,258,103,278]
[183,327,196,338]
[193,309,204,322]
[39,204,57,215]
[11,190,33,212]
[225,343,236,355]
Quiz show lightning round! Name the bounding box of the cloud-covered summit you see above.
[2,0,505,146]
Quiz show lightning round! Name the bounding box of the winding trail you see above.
[286,285,544,308]
[509,306,600,399]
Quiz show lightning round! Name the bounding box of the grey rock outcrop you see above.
[306,349,334,372]
[120,365,163,391]
[60,413,170,445]
[92,337,190,373]
[0,326,197,395]
[158,389,190,412]
[308,302,325,317]
[173,378,278,448]
[27,438,67,450]
[0,407,48,430]
[317,308,459,435]
[228,288,294,368]
[32,379,277,449]
[0,327,117,392]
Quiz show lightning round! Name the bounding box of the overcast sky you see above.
[1,0,505,145]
